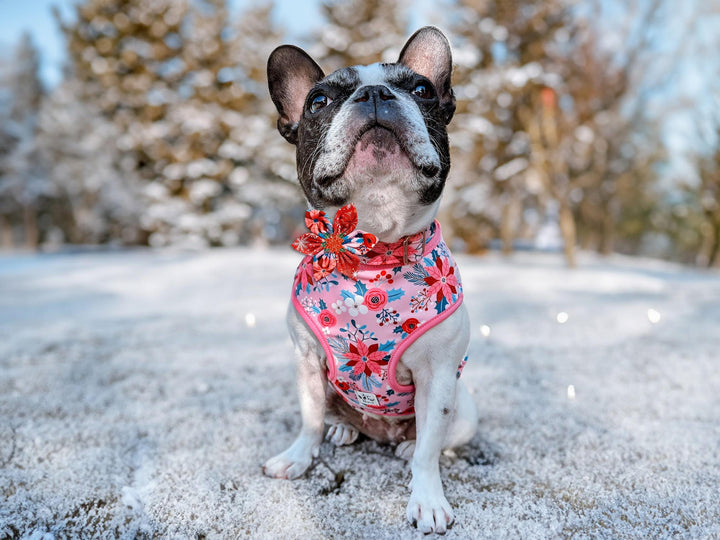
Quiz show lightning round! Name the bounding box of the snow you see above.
[1,248,719,538]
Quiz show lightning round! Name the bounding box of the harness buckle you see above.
[402,229,427,265]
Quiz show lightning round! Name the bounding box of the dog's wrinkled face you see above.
[267,27,456,211]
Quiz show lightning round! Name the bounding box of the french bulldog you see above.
[263,27,478,534]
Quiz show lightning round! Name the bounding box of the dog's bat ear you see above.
[267,45,325,144]
[398,26,456,125]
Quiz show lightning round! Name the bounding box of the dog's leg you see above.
[405,368,458,533]
[402,305,470,534]
[443,379,478,449]
[263,309,327,479]
[394,380,477,461]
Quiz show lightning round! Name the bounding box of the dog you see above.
[263,27,478,534]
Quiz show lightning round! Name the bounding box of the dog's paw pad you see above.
[395,440,416,460]
[326,423,359,446]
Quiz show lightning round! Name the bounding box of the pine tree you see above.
[0,33,48,249]
[37,77,142,245]
[52,0,298,247]
[316,0,408,71]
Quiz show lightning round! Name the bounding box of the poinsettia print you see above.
[424,255,458,303]
[294,260,314,293]
[291,218,466,416]
[344,339,389,378]
[292,204,378,281]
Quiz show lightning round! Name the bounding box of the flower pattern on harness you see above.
[292,204,378,281]
[291,215,468,417]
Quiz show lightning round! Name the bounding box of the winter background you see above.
[1,0,720,538]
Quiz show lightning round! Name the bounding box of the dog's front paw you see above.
[406,481,454,534]
[263,437,318,479]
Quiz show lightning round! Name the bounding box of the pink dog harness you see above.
[291,205,466,417]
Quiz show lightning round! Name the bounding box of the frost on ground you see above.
[1,248,719,539]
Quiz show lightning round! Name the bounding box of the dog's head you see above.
[267,27,455,238]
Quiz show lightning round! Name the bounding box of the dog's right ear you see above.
[267,45,325,145]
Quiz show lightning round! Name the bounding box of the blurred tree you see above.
[315,0,408,70]
[52,0,298,247]
[37,77,141,245]
[448,0,675,266]
[447,0,569,256]
[0,33,49,249]
[547,0,671,261]
[696,131,720,267]
[227,2,302,244]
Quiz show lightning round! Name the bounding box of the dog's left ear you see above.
[267,45,325,144]
[398,26,456,125]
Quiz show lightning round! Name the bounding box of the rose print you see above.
[401,318,419,334]
[318,309,336,327]
[364,288,388,311]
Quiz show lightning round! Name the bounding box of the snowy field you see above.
[1,247,719,539]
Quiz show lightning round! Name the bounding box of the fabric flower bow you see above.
[292,204,378,281]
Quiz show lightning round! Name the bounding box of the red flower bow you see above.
[292,204,378,281]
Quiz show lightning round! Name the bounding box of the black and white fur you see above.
[263,27,478,534]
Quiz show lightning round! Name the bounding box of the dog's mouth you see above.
[355,125,401,158]
[316,123,440,187]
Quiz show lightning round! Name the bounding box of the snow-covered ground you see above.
[1,247,719,539]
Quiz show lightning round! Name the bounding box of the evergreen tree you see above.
[53,0,298,247]
[37,77,142,245]
[0,33,48,249]
[316,0,409,71]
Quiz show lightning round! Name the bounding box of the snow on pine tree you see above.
[37,77,143,245]
[225,2,304,245]
[314,0,409,72]
[53,0,298,247]
[0,33,51,250]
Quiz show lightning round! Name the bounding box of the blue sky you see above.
[0,0,75,86]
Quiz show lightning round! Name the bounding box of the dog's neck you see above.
[323,171,440,243]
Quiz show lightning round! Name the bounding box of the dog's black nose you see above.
[353,85,395,103]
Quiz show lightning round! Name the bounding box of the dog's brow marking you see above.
[323,68,359,90]
[354,63,390,86]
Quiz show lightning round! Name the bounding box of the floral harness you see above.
[291,204,467,417]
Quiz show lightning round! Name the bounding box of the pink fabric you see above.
[291,221,467,417]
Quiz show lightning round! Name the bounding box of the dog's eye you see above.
[412,84,434,99]
[310,94,332,113]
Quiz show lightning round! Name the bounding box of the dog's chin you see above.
[341,126,415,179]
